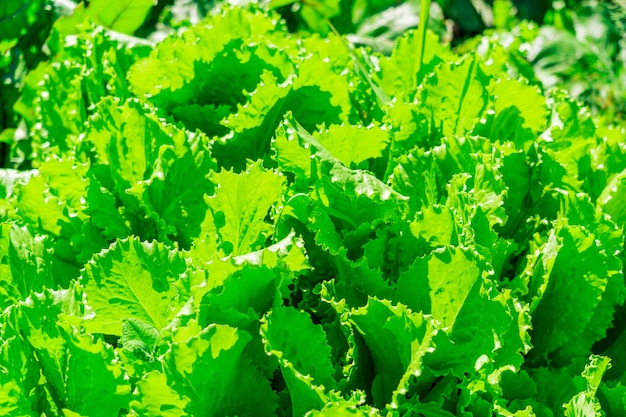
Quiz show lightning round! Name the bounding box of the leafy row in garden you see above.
[1,3,626,417]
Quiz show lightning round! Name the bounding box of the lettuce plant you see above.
[1,4,626,417]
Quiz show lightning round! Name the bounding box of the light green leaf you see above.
[18,287,88,409]
[60,0,154,35]
[378,29,456,99]
[315,123,390,167]
[420,246,481,331]
[128,6,282,99]
[7,224,55,298]
[81,237,188,336]
[272,114,314,180]
[86,97,215,247]
[216,55,353,169]
[598,167,626,224]
[162,322,278,417]
[488,77,549,134]
[418,56,490,138]
[63,328,132,417]
[261,306,336,415]
[208,160,285,256]
[121,318,159,362]
[530,222,612,359]
[564,356,611,417]
[0,310,40,416]
[347,297,435,409]
[130,371,189,417]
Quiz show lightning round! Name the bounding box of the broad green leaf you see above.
[347,297,435,409]
[0,311,40,416]
[551,195,625,363]
[19,286,130,416]
[7,224,55,298]
[597,381,626,417]
[62,328,132,417]
[378,29,456,99]
[121,318,159,362]
[261,306,336,415]
[18,287,87,411]
[130,371,189,417]
[488,77,548,134]
[529,221,615,359]
[388,148,445,212]
[14,25,143,160]
[314,159,409,232]
[418,56,490,138]
[417,246,481,331]
[299,0,342,34]
[59,0,153,35]
[216,56,353,169]
[81,237,188,336]
[314,123,389,167]
[207,160,285,256]
[272,114,313,180]
[15,174,67,237]
[199,265,278,329]
[398,246,528,376]
[598,167,626,224]
[409,204,456,248]
[162,321,278,417]
[129,6,282,99]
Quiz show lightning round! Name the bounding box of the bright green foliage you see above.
[57,0,154,35]
[80,237,188,336]
[2,3,626,417]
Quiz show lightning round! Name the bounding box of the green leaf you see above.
[62,328,132,417]
[347,297,435,409]
[58,0,154,35]
[80,236,188,336]
[418,55,490,138]
[564,356,611,417]
[216,54,353,169]
[313,159,409,232]
[128,6,282,100]
[597,381,626,417]
[121,318,159,362]
[598,167,626,224]
[130,371,189,417]
[7,224,55,298]
[14,25,144,160]
[272,114,314,180]
[18,287,86,412]
[488,77,548,135]
[0,309,40,416]
[300,0,342,34]
[529,221,617,360]
[378,29,456,99]
[0,0,46,45]
[261,306,336,416]
[314,123,390,167]
[397,246,528,376]
[416,246,480,331]
[304,391,380,416]
[161,321,278,417]
[198,265,278,329]
[85,97,215,247]
[207,160,285,256]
